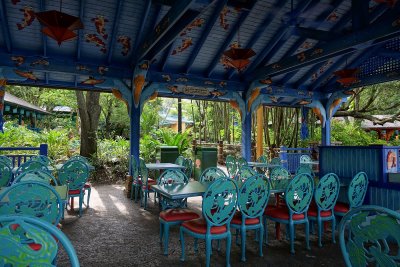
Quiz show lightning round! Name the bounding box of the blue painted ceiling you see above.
[0,0,399,107]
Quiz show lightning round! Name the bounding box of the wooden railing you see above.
[0,144,48,167]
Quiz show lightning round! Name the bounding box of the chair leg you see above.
[180,228,185,262]
[205,237,212,267]
[159,221,164,244]
[226,233,232,267]
[317,218,322,247]
[289,222,295,254]
[79,193,83,217]
[259,225,264,257]
[332,217,336,244]
[163,223,169,255]
[264,217,268,245]
[194,238,198,253]
[86,187,91,208]
[134,186,139,203]
[144,190,148,210]
[240,226,246,262]
[306,220,310,250]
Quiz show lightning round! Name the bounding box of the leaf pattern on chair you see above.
[286,173,313,214]
[315,173,339,210]
[0,220,58,266]
[235,166,257,185]
[269,167,290,190]
[340,206,400,267]
[238,174,270,218]
[203,178,237,226]
[58,160,89,190]
[299,155,311,163]
[348,172,369,208]
[295,165,314,177]
[15,161,49,177]
[226,155,238,178]
[0,161,12,187]
[0,182,61,225]
[200,167,226,182]
[158,169,188,185]
[13,170,58,185]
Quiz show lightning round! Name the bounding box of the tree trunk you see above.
[76,91,101,158]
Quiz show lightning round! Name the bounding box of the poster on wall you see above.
[386,149,397,173]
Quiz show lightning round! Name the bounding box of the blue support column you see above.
[39,144,48,156]
[0,79,5,133]
[322,118,331,146]
[130,103,140,175]
[300,107,309,140]
[241,112,252,161]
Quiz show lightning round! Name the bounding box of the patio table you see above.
[301,160,319,166]
[247,162,281,168]
[145,163,185,170]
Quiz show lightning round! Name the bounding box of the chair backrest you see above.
[183,158,193,179]
[0,155,13,168]
[157,169,188,185]
[314,173,340,211]
[238,174,270,220]
[139,158,147,176]
[58,160,89,190]
[256,155,268,163]
[235,166,257,185]
[29,155,52,166]
[69,155,90,164]
[202,178,238,227]
[175,155,185,166]
[285,173,314,215]
[339,205,400,267]
[348,172,369,209]
[300,155,311,163]
[131,155,138,174]
[0,160,12,187]
[226,155,238,178]
[270,157,282,165]
[295,165,314,177]
[12,170,58,186]
[236,157,248,168]
[15,160,49,177]
[200,167,227,182]
[0,215,80,266]
[269,166,291,190]
[0,181,63,225]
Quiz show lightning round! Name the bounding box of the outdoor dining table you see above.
[247,162,281,168]
[145,163,185,170]
[301,160,319,166]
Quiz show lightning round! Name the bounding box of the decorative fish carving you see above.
[91,15,109,39]
[117,36,131,56]
[17,6,35,30]
[85,34,107,53]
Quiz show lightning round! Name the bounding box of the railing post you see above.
[280,146,288,170]
[39,144,48,156]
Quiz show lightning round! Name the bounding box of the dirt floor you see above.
[57,184,345,267]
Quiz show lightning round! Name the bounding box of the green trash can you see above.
[194,147,217,181]
[156,146,179,163]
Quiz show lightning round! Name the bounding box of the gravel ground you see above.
[57,184,345,267]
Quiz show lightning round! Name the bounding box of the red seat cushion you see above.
[307,206,333,217]
[334,202,349,213]
[159,209,200,222]
[148,178,156,185]
[182,218,227,234]
[231,212,260,225]
[84,183,91,189]
[69,189,82,195]
[264,207,305,220]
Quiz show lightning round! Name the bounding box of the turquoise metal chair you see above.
[270,157,282,166]
[299,154,312,164]
[226,155,238,178]
[255,155,268,173]
[264,173,314,254]
[236,156,248,168]
[58,159,89,217]
[69,155,90,165]
[235,166,257,186]
[0,215,80,266]
[339,205,400,267]
[15,160,49,177]
[0,155,13,168]
[0,181,63,225]
[180,178,238,267]
[308,173,340,247]
[0,160,12,187]
[130,155,140,201]
[199,167,226,182]
[334,172,369,217]
[139,166,152,210]
[69,155,93,208]
[231,174,270,262]
[29,155,52,166]
[295,165,315,177]
[183,158,193,179]
[12,170,58,185]
[269,166,291,191]
[175,155,185,166]
[157,169,189,210]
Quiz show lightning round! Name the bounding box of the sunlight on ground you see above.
[90,187,105,211]
[108,194,130,215]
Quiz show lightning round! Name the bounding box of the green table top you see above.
[146,163,185,170]
[0,185,68,201]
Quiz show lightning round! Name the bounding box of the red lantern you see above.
[334,68,359,87]
[222,47,256,72]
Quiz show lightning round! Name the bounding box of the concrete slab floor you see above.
[57,184,345,267]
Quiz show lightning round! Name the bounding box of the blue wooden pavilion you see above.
[0,0,399,166]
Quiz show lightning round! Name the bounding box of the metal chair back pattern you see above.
[236,157,248,168]
[0,181,63,225]
[199,167,226,182]
[183,158,193,179]
[0,215,80,266]
[270,157,282,166]
[269,166,291,190]
[158,169,188,186]
[348,172,369,209]
[235,166,257,185]
[15,160,49,177]
[285,173,314,215]
[58,160,89,191]
[0,155,13,168]
[295,165,315,177]
[339,205,400,267]
[139,158,147,177]
[29,155,52,166]
[69,155,90,165]
[255,155,268,173]
[0,160,12,187]
[300,155,312,164]
[233,174,270,261]
[131,155,138,174]
[226,155,238,178]
[175,155,185,166]
[12,170,58,186]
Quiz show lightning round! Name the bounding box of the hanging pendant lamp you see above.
[334,68,359,87]
[35,0,83,45]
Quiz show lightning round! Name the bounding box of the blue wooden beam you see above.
[225,0,287,79]
[351,0,370,31]
[107,0,125,64]
[251,8,400,81]
[39,0,47,56]
[138,0,195,60]
[184,0,228,73]
[130,0,152,65]
[378,49,400,60]
[160,44,174,72]
[7,79,112,92]
[0,0,12,53]
[293,27,339,42]
[205,2,257,78]
[76,0,85,60]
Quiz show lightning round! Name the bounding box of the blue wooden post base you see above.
[130,104,140,175]
[241,112,252,161]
